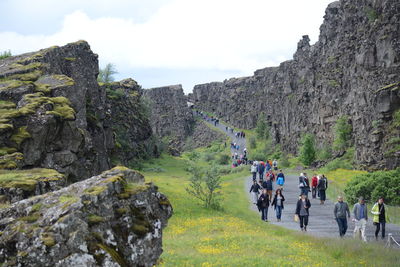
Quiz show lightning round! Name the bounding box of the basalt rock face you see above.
[0,41,109,181]
[192,0,400,169]
[184,120,226,150]
[144,85,194,154]
[102,79,158,167]
[0,167,172,267]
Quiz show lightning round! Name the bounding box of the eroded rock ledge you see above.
[0,166,172,267]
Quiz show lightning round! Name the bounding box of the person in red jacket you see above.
[311,174,318,199]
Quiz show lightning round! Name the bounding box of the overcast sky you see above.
[0,0,334,93]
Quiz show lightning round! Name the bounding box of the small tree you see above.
[255,115,269,140]
[98,63,118,83]
[299,134,316,166]
[186,165,222,209]
[0,50,11,60]
[333,115,352,151]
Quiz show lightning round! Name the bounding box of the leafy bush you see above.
[255,115,269,140]
[203,152,216,162]
[249,136,257,149]
[186,151,200,161]
[299,134,316,166]
[344,168,400,205]
[320,148,354,172]
[317,142,333,161]
[98,63,117,83]
[186,165,222,209]
[217,154,230,165]
[280,153,290,168]
[333,116,352,151]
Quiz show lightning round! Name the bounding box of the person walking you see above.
[371,197,390,240]
[257,189,270,222]
[272,159,278,171]
[298,173,310,197]
[334,196,351,237]
[250,162,257,181]
[257,162,265,181]
[249,180,261,204]
[262,176,273,201]
[271,189,285,222]
[276,170,285,190]
[317,174,328,204]
[295,194,311,231]
[353,196,368,242]
[311,174,318,199]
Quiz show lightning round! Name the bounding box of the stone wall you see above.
[192,0,400,169]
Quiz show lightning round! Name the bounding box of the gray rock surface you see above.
[0,166,172,267]
[192,0,400,169]
[184,119,227,150]
[143,85,194,153]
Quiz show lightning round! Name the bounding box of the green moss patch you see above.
[0,152,23,170]
[88,214,105,226]
[84,186,107,196]
[10,126,31,146]
[0,168,64,191]
[40,232,56,247]
[97,243,128,267]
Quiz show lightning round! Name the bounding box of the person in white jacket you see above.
[251,162,257,181]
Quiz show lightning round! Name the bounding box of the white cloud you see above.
[0,0,333,90]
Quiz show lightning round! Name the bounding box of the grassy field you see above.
[141,151,400,266]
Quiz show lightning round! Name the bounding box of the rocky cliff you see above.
[143,85,194,154]
[0,41,156,181]
[0,166,172,267]
[192,0,400,169]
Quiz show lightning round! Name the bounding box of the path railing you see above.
[385,233,400,248]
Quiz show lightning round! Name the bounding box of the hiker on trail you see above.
[317,175,328,204]
[272,159,278,171]
[353,196,368,242]
[266,161,272,172]
[295,193,311,232]
[311,174,318,199]
[257,189,270,222]
[268,170,275,182]
[257,162,265,181]
[298,173,310,197]
[262,176,273,201]
[251,162,257,181]
[276,170,285,189]
[243,147,247,155]
[334,196,351,238]
[371,197,390,240]
[249,180,261,204]
[272,189,285,222]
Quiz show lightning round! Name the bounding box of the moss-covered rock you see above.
[0,167,172,266]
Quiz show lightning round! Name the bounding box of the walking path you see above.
[199,115,400,245]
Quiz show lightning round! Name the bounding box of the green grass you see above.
[0,168,64,191]
[141,151,399,266]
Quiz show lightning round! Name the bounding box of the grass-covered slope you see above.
[141,149,400,266]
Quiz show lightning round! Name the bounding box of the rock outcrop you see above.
[0,166,172,267]
[0,41,156,181]
[184,120,226,150]
[102,79,158,167]
[192,0,400,169]
[143,85,194,154]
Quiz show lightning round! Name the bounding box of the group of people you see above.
[194,110,220,126]
[250,169,391,241]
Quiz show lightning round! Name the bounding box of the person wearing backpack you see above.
[317,175,328,204]
[371,197,390,240]
[298,173,310,197]
[271,189,285,222]
[257,162,265,181]
[257,189,270,222]
[311,174,318,199]
[262,176,273,201]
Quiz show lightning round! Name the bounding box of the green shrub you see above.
[333,116,352,151]
[317,142,333,161]
[280,153,290,168]
[249,136,257,149]
[217,154,230,165]
[255,115,269,140]
[299,134,316,166]
[344,168,400,205]
[203,152,216,162]
[186,151,200,161]
[0,50,11,60]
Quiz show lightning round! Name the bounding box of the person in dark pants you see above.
[317,175,328,204]
[295,193,311,231]
[257,163,265,181]
[271,189,285,222]
[371,197,390,240]
[251,162,257,181]
[249,180,261,204]
[334,196,351,237]
[257,189,270,222]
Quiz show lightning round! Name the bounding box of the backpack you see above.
[319,178,326,190]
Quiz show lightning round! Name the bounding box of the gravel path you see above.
[201,116,400,245]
